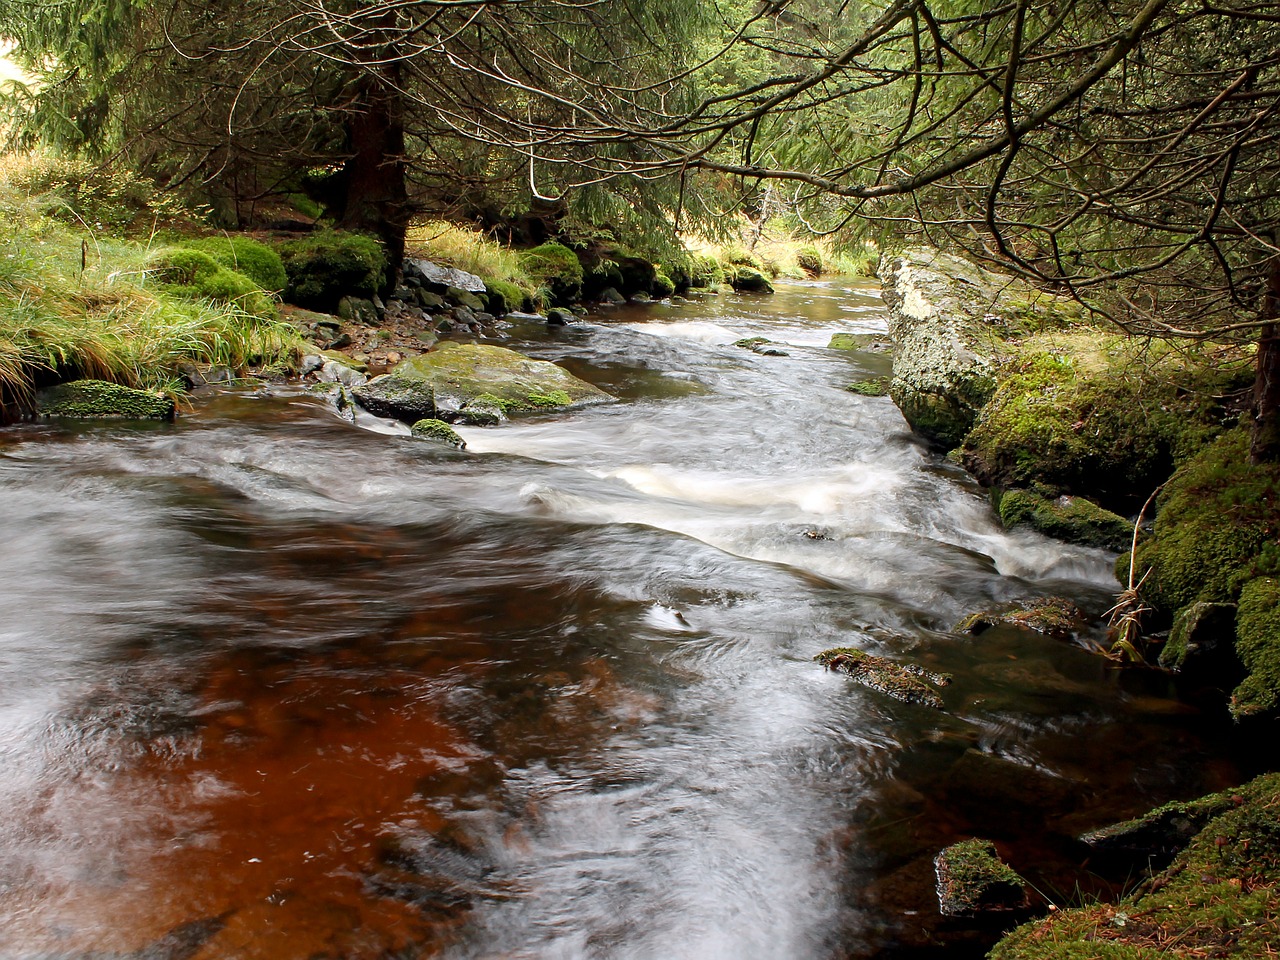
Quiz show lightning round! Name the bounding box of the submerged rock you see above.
[934,839,1029,917]
[36,380,175,421]
[734,337,789,356]
[354,342,612,424]
[814,647,951,709]
[846,377,890,397]
[954,597,1085,640]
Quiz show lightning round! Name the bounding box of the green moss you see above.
[1134,429,1280,615]
[1231,577,1280,719]
[934,839,1028,916]
[688,254,724,288]
[997,487,1132,550]
[828,333,860,350]
[846,378,890,397]
[484,278,526,315]
[814,646,951,709]
[185,236,287,292]
[278,231,386,311]
[727,265,774,293]
[37,379,175,421]
[148,248,276,320]
[520,242,583,305]
[652,269,676,299]
[796,245,823,276]
[410,418,466,449]
[992,773,1280,960]
[954,597,1083,638]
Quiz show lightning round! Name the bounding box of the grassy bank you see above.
[0,155,301,415]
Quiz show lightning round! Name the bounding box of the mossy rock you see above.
[1230,577,1280,719]
[278,231,387,312]
[846,378,890,397]
[185,236,287,292]
[796,245,823,276]
[728,265,774,293]
[814,647,951,709]
[934,839,1029,917]
[652,268,676,299]
[520,242,583,305]
[148,248,276,320]
[355,342,611,424]
[992,772,1280,960]
[954,597,1084,639]
[688,254,724,288]
[446,286,485,312]
[828,333,862,350]
[1080,778,1252,864]
[410,418,466,449]
[1133,429,1280,615]
[1158,601,1239,676]
[996,487,1132,550]
[37,380,175,421]
[483,279,525,315]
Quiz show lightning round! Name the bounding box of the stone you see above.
[954,597,1084,640]
[404,258,487,294]
[354,342,612,423]
[451,305,477,325]
[325,332,352,350]
[446,286,486,312]
[417,290,448,311]
[410,418,466,449]
[1159,601,1240,677]
[318,360,368,389]
[934,839,1029,917]
[599,287,626,305]
[814,647,951,709]
[995,487,1132,550]
[881,247,1079,448]
[729,266,774,293]
[734,337,790,356]
[36,380,175,421]
[546,308,575,326]
[1080,786,1246,866]
[337,296,378,325]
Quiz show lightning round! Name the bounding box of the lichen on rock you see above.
[36,380,176,421]
[814,646,951,709]
[934,839,1029,917]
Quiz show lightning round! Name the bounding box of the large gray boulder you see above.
[880,248,1080,448]
[404,258,486,294]
[354,342,613,423]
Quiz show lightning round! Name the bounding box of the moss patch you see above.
[814,647,951,709]
[934,839,1029,916]
[37,379,175,421]
[1133,429,1280,615]
[186,236,287,293]
[148,248,276,320]
[992,772,1280,960]
[278,231,386,312]
[410,418,466,449]
[846,377,890,397]
[954,597,1084,639]
[997,487,1132,550]
[520,243,583,306]
[1231,577,1280,719]
[484,278,525,315]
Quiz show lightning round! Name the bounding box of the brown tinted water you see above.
[0,282,1269,959]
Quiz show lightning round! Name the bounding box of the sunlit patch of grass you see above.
[406,219,540,302]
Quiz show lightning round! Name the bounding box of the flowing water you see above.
[0,281,1264,959]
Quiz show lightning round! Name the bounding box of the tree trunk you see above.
[1250,256,1280,463]
[337,70,408,291]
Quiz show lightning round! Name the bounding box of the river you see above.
[0,280,1259,959]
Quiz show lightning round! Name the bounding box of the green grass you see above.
[0,153,302,415]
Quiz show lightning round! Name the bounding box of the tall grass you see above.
[0,153,301,415]
[406,220,541,300]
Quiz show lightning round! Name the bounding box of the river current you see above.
[0,281,1258,959]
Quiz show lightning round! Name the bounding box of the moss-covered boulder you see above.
[1133,429,1280,615]
[992,772,1280,960]
[410,418,466,449]
[934,839,1029,917]
[354,342,612,424]
[521,242,583,305]
[995,487,1132,550]
[278,231,386,312]
[148,248,276,319]
[814,647,951,709]
[954,597,1085,640]
[185,236,287,293]
[36,380,175,421]
[728,265,774,293]
[483,279,525,315]
[880,248,1081,448]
